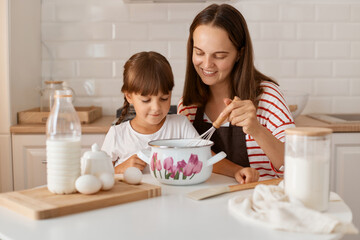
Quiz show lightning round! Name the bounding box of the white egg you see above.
[124,167,142,185]
[75,175,102,195]
[97,172,115,190]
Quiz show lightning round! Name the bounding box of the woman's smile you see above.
[201,68,217,76]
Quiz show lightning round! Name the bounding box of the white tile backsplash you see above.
[334,23,360,40]
[77,60,113,78]
[247,23,261,40]
[129,4,168,22]
[115,23,148,40]
[114,60,126,78]
[56,3,129,22]
[41,0,360,115]
[241,4,279,22]
[297,23,333,40]
[297,60,332,77]
[253,42,279,59]
[351,4,360,21]
[129,41,168,56]
[332,96,360,113]
[350,79,360,96]
[316,42,351,59]
[149,23,188,40]
[42,60,76,79]
[305,96,333,114]
[315,4,350,22]
[256,60,297,78]
[334,60,360,77]
[168,41,187,59]
[55,4,94,22]
[54,42,131,59]
[314,79,350,96]
[42,23,113,41]
[94,79,122,97]
[260,23,296,40]
[280,42,314,59]
[352,42,360,58]
[74,96,115,115]
[67,79,96,97]
[168,3,205,21]
[277,78,314,95]
[42,3,55,22]
[279,4,315,22]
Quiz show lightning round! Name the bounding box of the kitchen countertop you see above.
[10,115,360,134]
[295,115,360,133]
[10,116,114,134]
[0,174,354,240]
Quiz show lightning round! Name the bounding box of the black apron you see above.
[193,106,250,167]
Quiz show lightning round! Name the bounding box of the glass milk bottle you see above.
[284,127,332,211]
[46,89,81,194]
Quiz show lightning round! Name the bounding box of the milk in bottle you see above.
[46,89,81,194]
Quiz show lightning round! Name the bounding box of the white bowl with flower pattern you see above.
[137,138,226,185]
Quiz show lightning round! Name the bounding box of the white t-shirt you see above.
[101,114,199,167]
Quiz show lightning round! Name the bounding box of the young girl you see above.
[178,4,295,183]
[102,51,199,174]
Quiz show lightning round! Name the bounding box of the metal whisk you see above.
[189,112,230,147]
[187,97,236,147]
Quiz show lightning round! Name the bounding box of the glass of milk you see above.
[284,127,332,212]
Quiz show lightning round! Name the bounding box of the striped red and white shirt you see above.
[177,81,295,180]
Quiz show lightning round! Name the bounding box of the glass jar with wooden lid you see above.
[40,81,75,112]
[284,127,332,211]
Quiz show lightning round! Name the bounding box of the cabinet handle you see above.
[42,160,47,164]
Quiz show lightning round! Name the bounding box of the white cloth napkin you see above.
[228,182,359,234]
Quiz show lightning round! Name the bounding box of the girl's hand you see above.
[114,154,147,174]
[234,167,259,184]
[222,97,261,136]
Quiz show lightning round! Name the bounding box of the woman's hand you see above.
[222,96,285,171]
[114,154,147,174]
[234,167,259,184]
[222,97,261,136]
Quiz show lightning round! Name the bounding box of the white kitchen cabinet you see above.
[11,134,105,191]
[331,133,360,240]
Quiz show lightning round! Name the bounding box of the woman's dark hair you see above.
[182,4,277,107]
[116,51,174,124]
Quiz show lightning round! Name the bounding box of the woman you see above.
[178,4,295,184]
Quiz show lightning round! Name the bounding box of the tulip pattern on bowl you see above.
[150,152,203,180]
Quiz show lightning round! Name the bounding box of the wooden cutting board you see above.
[0,180,161,220]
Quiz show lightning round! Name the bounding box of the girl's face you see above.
[125,91,171,132]
[192,24,239,87]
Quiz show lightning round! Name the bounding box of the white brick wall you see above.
[41,0,360,115]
